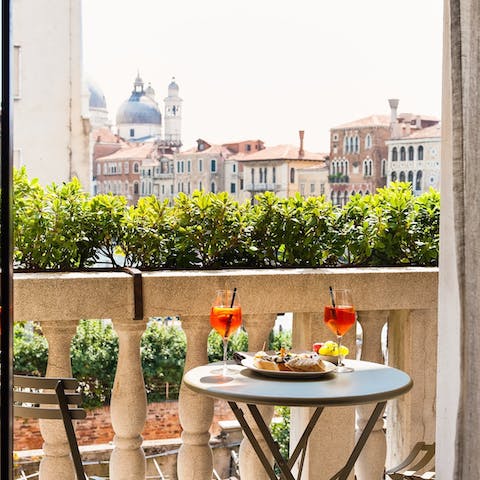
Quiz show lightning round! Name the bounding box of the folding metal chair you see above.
[14,375,87,480]
[386,442,435,480]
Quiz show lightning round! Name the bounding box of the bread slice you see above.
[286,356,326,372]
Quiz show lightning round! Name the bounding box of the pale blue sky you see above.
[82,0,443,152]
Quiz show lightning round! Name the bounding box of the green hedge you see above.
[11,168,440,270]
[13,320,292,409]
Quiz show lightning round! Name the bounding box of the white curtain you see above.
[439,0,480,478]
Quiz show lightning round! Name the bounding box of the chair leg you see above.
[55,381,87,480]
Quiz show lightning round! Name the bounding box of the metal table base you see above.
[228,400,387,480]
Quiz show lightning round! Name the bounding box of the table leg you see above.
[329,401,387,480]
[228,402,282,480]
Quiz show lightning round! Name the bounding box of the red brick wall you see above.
[14,400,235,452]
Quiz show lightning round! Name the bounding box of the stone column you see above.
[355,310,389,480]
[387,309,437,469]
[291,311,356,480]
[39,321,78,480]
[238,313,277,480]
[109,319,148,480]
[177,316,214,480]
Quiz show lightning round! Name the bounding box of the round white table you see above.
[183,359,413,480]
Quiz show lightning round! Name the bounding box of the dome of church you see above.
[168,77,179,95]
[87,79,107,109]
[116,75,162,125]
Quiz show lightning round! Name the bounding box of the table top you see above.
[183,359,413,407]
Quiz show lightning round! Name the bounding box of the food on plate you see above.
[314,340,349,357]
[253,349,327,373]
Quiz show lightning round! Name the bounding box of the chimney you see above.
[298,130,305,158]
[388,99,399,124]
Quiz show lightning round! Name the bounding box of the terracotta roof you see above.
[332,115,391,130]
[97,143,155,161]
[398,123,441,140]
[92,127,124,144]
[232,144,326,162]
[177,144,232,156]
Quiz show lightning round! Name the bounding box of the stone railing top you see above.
[13,267,438,322]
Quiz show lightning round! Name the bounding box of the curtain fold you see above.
[450,0,480,477]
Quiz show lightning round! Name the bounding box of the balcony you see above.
[244,182,280,192]
[14,266,438,480]
[328,174,349,184]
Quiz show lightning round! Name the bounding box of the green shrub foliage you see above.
[11,168,439,269]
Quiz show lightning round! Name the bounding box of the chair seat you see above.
[386,442,435,480]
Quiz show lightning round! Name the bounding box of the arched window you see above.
[133,182,139,194]
[399,171,406,182]
[381,159,386,177]
[418,145,424,160]
[349,137,354,153]
[259,168,263,183]
[368,160,373,176]
[392,147,398,161]
[365,190,370,195]
[344,136,349,153]
[391,172,397,182]
[416,170,423,191]
[263,167,268,183]
[251,168,254,184]
[330,191,335,203]
[290,168,295,183]
[408,146,414,161]
[211,159,217,172]
[365,134,372,149]
[355,136,359,153]
[211,182,216,193]
[408,171,414,184]
[400,147,406,161]
[133,163,139,173]
[363,160,368,176]
[345,160,349,175]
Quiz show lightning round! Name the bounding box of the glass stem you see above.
[222,336,228,377]
[337,334,344,367]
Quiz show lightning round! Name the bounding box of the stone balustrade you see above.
[13,267,438,480]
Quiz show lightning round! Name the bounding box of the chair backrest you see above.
[14,375,87,480]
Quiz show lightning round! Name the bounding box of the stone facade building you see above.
[386,123,441,194]
[328,99,439,205]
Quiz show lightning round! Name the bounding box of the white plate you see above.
[241,355,336,379]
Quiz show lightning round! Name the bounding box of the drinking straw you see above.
[224,288,237,338]
[329,286,337,318]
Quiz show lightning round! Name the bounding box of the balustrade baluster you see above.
[110,320,148,480]
[177,316,214,480]
[38,322,78,480]
[355,310,389,480]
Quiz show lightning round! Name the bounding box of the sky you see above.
[82,0,444,153]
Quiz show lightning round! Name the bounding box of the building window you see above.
[199,159,203,172]
[251,168,255,184]
[400,147,406,161]
[399,171,406,182]
[392,147,398,161]
[124,162,129,174]
[181,161,185,173]
[381,159,386,177]
[161,185,165,195]
[363,160,368,176]
[246,144,252,152]
[349,137,354,153]
[418,145,424,160]
[300,183,305,195]
[170,185,174,194]
[416,170,423,190]
[187,160,191,173]
[233,163,237,173]
[310,183,315,193]
[211,182,216,193]
[240,179,244,190]
[125,182,129,194]
[355,136,359,153]
[97,164,101,176]
[211,159,217,172]
[264,167,267,183]
[344,136,349,153]
[133,182,139,194]
[177,162,181,173]
[290,168,295,183]
[391,172,397,182]
[408,146,414,161]
[130,128,135,137]
[365,134,372,149]
[199,181,203,190]
[230,183,236,194]
[187,182,191,194]
[272,167,276,183]
[408,171,414,184]
[259,168,263,183]
[133,163,139,173]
